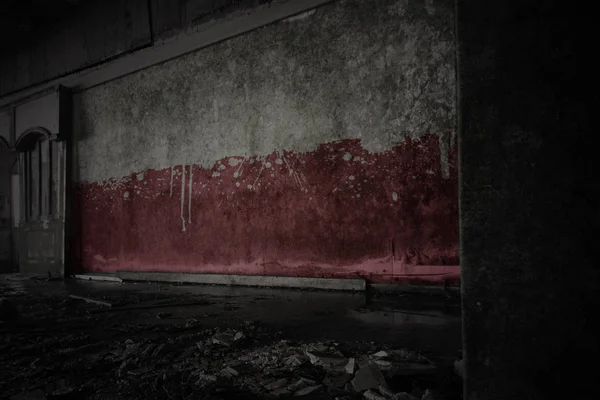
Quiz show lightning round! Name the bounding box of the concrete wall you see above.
[72,0,458,284]
[0,147,15,271]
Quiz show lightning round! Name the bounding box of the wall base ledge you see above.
[116,271,366,291]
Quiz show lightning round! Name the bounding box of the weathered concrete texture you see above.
[75,0,456,181]
[117,271,366,291]
[73,0,458,283]
[74,135,458,283]
[459,0,598,399]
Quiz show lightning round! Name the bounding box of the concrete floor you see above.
[1,274,462,399]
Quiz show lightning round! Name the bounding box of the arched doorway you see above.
[14,127,68,277]
[0,137,17,272]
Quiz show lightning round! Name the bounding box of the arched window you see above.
[15,128,58,223]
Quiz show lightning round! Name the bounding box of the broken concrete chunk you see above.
[352,364,387,392]
[294,385,321,396]
[373,359,393,370]
[221,366,239,377]
[287,377,316,392]
[233,331,245,341]
[379,385,396,398]
[117,360,135,377]
[421,389,435,400]
[373,351,389,358]
[306,350,348,371]
[211,332,234,346]
[196,372,217,382]
[345,358,356,374]
[128,366,153,377]
[140,343,157,357]
[394,393,421,400]
[364,389,388,400]
[271,387,291,396]
[285,354,309,367]
[264,378,289,391]
[152,343,168,357]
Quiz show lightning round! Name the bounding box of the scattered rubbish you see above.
[221,366,239,377]
[265,378,289,390]
[364,388,388,400]
[210,330,244,347]
[69,294,112,308]
[379,384,396,398]
[394,392,421,400]
[345,357,356,374]
[0,277,456,399]
[294,384,321,396]
[352,364,388,392]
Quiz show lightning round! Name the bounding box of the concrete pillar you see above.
[458,1,597,399]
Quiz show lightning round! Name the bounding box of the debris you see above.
[221,366,239,377]
[140,343,157,357]
[352,364,387,392]
[69,294,112,308]
[271,387,291,396]
[345,358,356,374]
[288,377,317,392]
[152,343,169,357]
[373,351,389,358]
[306,349,348,371]
[379,384,396,398]
[196,372,218,382]
[364,389,388,400]
[128,366,154,377]
[211,330,243,346]
[373,358,393,370]
[295,385,322,396]
[156,312,172,319]
[265,378,289,390]
[422,389,435,400]
[117,360,134,377]
[285,354,309,367]
[394,393,421,400]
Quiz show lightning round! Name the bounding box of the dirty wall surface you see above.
[73,0,458,283]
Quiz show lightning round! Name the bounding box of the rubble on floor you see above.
[1,278,460,399]
[2,320,443,399]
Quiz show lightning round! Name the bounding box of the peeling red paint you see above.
[72,134,459,285]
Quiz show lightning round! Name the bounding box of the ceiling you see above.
[0,0,85,52]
